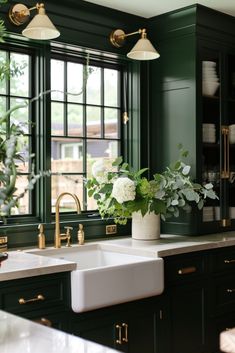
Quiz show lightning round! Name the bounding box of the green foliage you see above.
[86,150,218,225]
[0,58,26,81]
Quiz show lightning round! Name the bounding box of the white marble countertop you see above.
[220,328,235,353]
[101,231,235,257]
[0,251,76,282]
[2,231,235,283]
[0,310,121,353]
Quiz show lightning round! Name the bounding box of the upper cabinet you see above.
[148,4,235,235]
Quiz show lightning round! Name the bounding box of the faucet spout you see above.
[54,192,81,248]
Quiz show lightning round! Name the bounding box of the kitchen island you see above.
[0,310,121,353]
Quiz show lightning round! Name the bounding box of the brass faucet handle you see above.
[38,224,46,249]
[78,223,85,245]
[64,226,73,247]
[38,223,44,233]
[64,226,73,235]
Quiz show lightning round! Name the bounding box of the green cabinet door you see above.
[163,251,207,353]
[70,298,162,353]
[167,282,205,353]
[0,272,71,331]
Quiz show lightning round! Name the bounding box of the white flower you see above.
[112,177,136,203]
[92,159,108,183]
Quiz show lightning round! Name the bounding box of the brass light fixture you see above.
[110,28,160,61]
[9,3,60,40]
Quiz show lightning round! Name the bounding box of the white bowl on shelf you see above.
[214,207,220,221]
[230,207,235,218]
[202,81,220,96]
[202,61,217,67]
[203,77,219,82]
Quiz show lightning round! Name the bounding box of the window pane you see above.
[10,53,29,97]
[67,62,83,103]
[51,175,84,212]
[50,55,122,214]
[0,97,6,131]
[104,68,118,106]
[51,102,64,135]
[16,135,30,173]
[87,139,119,158]
[68,103,83,136]
[104,108,119,138]
[12,176,30,215]
[0,51,7,94]
[86,66,101,105]
[10,98,29,134]
[51,59,64,101]
[51,137,83,173]
[87,106,101,137]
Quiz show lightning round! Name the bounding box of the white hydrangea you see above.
[92,159,108,183]
[112,177,136,204]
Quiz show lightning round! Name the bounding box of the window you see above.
[0,43,125,222]
[0,48,34,216]
[50,55,122,213]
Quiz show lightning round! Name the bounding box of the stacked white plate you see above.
[203,123,216,143]
[229,124,235,144]
[202,61,220,96]
[203,206,214,222]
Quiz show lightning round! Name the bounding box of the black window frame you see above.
[0,40,132,228]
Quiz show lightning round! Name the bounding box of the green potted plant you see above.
[86,146,218,240]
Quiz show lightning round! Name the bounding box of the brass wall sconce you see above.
[110,28,160,61]
[9,3,60,40]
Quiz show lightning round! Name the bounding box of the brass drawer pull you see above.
[116,324,122,345]
[227,289,235,293]
[34,317,52,327]
[178,266,197,275]
[122,323,128,343]
[224,259,235,264]
[18,294,45,305]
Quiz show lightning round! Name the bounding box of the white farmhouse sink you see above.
[29,243,164,313]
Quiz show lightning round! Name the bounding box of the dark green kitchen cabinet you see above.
[149,4,235,235]
[163,251,208,353]
[70,297,167,353]
[0,272,71,331]
[207,246,235,353]
[163,246,235,353]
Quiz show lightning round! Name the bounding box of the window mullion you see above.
[101,67,104,138]
[83,62,87,210]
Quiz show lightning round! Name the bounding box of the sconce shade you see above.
[110,28,160,61]
[127,37,160,60]
[22,6,60,40]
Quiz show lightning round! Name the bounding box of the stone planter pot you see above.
[131,211,160,240]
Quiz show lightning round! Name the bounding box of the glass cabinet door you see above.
[201,50,222,225]
[227,54,235,223]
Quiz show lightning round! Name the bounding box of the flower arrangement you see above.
[86,147,218,225]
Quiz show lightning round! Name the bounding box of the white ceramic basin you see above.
[30,243,164,313]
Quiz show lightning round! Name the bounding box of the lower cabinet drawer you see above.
[210,275,235,315]
[23,311,70,332]
[0,273,70,314]
[164,253,205,284]
[211,248,235,273]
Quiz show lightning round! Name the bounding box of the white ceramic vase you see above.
[131,211,160,240]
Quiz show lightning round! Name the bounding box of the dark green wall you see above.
[3,0,147,54]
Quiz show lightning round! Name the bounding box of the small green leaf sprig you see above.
[86,149,218,225]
